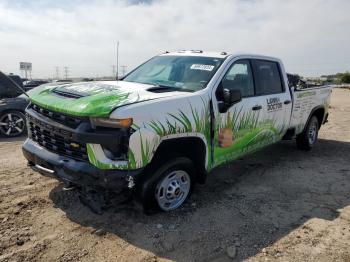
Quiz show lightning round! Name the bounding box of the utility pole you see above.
[116,41,119,79]
[111,65,116,78]
[64,66,69,80]
[55,66,59,79]
[120,65,127,76]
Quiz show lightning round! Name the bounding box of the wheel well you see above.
[312,107,325,128]
[149,137,208,184]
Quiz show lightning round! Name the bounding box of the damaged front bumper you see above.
[22,138,142,191]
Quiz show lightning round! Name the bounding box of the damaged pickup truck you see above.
[22,51,332,213]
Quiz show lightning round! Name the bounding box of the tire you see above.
[0,110,27,137]
[137,157,195,214]
[296,116,319,151]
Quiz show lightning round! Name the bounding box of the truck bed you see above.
[290,85,332,135]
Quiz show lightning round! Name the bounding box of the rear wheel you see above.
[296,116,319,151]
[0,111,26,137]
[137,157,195,214]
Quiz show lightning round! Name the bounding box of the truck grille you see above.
[31,104,83,128]
[27,114,88,161]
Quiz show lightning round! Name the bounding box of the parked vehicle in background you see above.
[82,78,94,82]
[22,51,332,213]
[24,80,50,89]
[0,75,69,137]
[0,74,28,137]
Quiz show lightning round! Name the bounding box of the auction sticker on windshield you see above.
[190,64,215,71]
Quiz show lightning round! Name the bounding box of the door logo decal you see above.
[267,97,282,112]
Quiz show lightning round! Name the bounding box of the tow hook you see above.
[127,176,135,189]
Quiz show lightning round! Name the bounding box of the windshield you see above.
[123,55,224,92]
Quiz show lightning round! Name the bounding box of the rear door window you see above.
[252,60,284,95]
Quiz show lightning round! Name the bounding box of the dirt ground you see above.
[0,88,349,262]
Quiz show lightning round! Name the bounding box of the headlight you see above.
[90,117,133,128]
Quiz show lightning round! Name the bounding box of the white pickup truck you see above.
[23,51,331,213]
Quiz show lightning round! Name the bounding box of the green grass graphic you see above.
[86,144,129,170]
[128,148,137,169]
[213,107,285,167]
[140,134,152,167]
[147,98,211,139]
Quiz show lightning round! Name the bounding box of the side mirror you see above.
[219,88,242,113]
[223,88,241,104]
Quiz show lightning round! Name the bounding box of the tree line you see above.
[321,72,350,84]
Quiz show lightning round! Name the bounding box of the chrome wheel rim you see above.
[308,121,318,145]
[0,113,25,136]
[155,170,191,211]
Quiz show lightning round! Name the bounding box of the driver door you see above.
[213,59,263,167]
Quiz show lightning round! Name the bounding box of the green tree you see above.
[341,72,350,83]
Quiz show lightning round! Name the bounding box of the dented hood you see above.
[28,81,184,117]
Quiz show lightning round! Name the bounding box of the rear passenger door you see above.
[250,59,292,141]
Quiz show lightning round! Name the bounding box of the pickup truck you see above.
[22,51,332,213]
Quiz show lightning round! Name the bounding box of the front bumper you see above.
[22,138,143,191]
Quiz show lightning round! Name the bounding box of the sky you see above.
[0,0,349,78]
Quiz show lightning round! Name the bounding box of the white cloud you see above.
[0,0,349,78]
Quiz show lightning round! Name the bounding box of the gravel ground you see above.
[0,88,349,262]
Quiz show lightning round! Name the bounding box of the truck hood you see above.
[28,81,187,117]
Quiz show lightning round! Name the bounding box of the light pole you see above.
[116,41,119,80]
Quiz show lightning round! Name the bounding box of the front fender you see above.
[102,94,212,170]
[128,128,161,169]
[129,129,209,170]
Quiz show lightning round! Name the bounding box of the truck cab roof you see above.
[160,50,229,58]
[159,50,281,62]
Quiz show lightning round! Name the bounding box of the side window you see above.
[252,60,284,95]
[218,60,254,99]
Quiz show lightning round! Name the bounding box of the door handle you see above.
[252,105,262,111]
[284,100,291,105]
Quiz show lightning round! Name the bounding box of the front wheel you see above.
[138,157,195,214]
[296,116,319,151]
[0,110,26,137]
